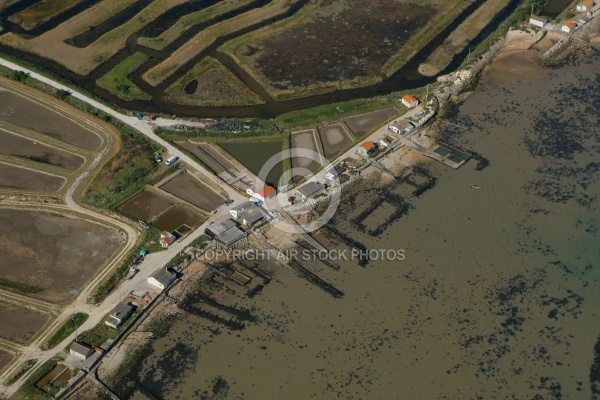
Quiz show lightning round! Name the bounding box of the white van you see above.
[165,155,179,166]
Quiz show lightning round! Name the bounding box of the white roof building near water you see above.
[148,268,176,291]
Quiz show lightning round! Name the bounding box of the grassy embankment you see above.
[165,56,264,106]
[382,0,474,76]
[43,313,89,350]
[420,0,514,76]
[137,0,253,50]
[0,0,184,75]
[96,52,150,101]
[143,0,297,86]
[8,0,83,31]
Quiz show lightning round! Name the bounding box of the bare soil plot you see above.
[317,124,353,159]
[0,299,49,343]
[117,190,174,222]
[165,57,262,106]
[160,172,224,212]
[0,208,123,303]
[8,0,84,31]
[0,129,85,170]
[344,107,398,138]
[153,205,206,232]
[290,129,320,173]
[0,89,101,149]
[144,0,298,86]
[223,0,437,98]
[0,162,65,192]
[0,349,13,373]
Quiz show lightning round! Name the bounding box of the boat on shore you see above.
[471,184,482,189]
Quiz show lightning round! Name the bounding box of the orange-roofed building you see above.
[246,185,276,202]
[562,20,576,33]
[401,94,419,108]
[358,142,376,156]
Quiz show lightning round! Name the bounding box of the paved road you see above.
[0,56,245,398]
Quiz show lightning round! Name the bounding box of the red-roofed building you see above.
[358,142,376,156]
[246,185,276,202]
[562,20,576,33]
[401,95,419,108]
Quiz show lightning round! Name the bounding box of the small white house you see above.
[529,15,547,28]
[401,95,419,108]
[562,20,576,33]
[390,119,415,135]
[148,268,176,291]
[577,0,594,12]
[70,342,94,360]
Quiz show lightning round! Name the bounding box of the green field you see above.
[96,52,150,101]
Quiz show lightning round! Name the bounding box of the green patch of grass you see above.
[155,118,280,142]
[83,119,161,210]
[164,234,211,270]
[7,359,37,385]
[43,313,89,350]
[96,52,150,101]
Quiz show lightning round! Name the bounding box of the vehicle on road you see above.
[139,220,150,229]
[126,268,138,280]
[224,199,234,206]
[415,111,425,118]
[165,155,179,166]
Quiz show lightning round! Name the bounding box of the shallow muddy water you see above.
[111,51,600,399]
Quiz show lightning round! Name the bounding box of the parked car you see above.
[165,155,179,166]
[154,154,162,163]
[224,199,234,206]
[415,111,425,118]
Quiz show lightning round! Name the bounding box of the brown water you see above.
[219,141,284,187]
[110,51,600,399]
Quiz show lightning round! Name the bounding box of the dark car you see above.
[224,199,234,206]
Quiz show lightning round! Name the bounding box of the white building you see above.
[148,268,176,291]
[577,0,594,12]
[70,342,94,360]
[401,94,419,108]
[296,182,325,202]
[529,15,547,28]
[390,119,415,135]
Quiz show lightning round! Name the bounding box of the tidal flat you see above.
[104,48,600,399]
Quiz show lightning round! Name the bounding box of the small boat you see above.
[138,220,150,229]
[471,184,482,189]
